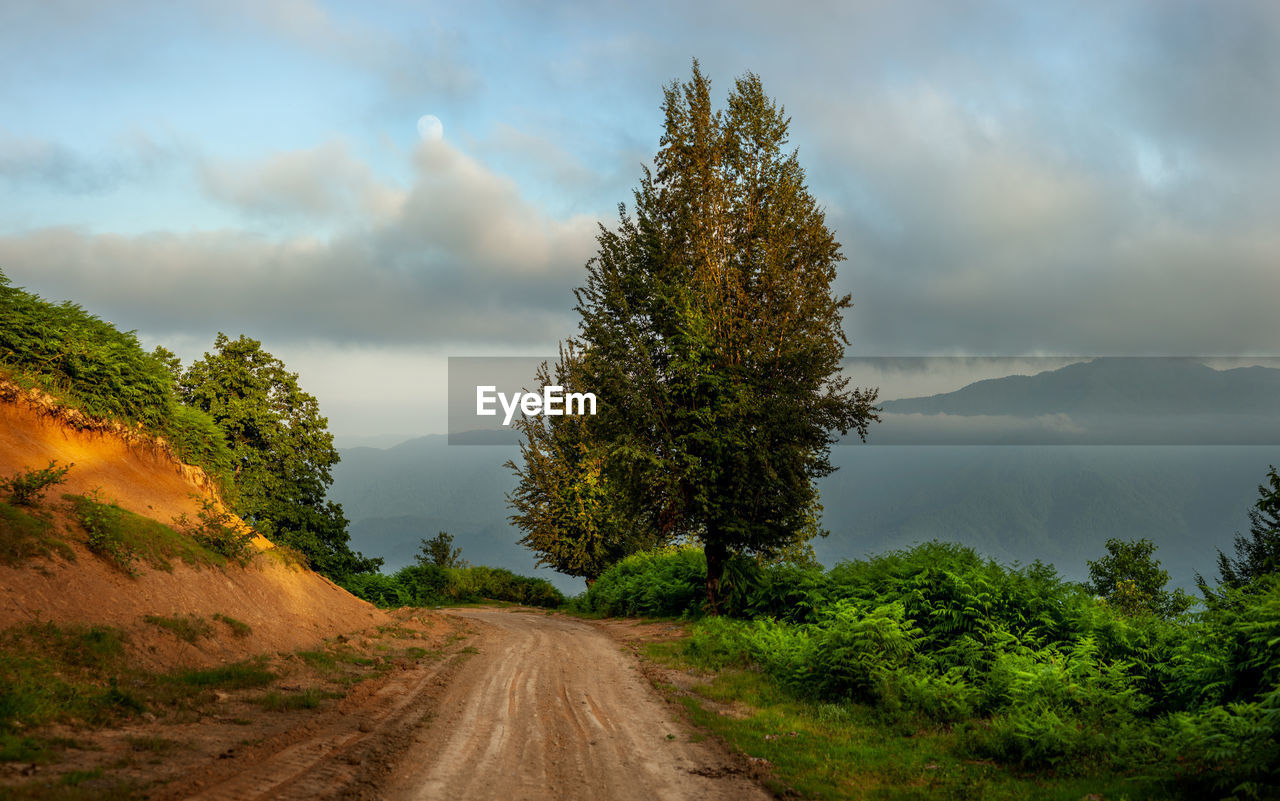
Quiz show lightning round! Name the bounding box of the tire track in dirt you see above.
[386,609,771,801]
[160,632,476,801]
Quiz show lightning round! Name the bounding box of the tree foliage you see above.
[1085,537,1192,619]
[572,62,879,610]
[179,333,379,580]
[416,531,467,569]
[1210,464,1280,592]
[507,348,658,582]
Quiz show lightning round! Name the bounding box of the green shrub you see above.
[584,545,707,617]
[164,404,234,481]
[1,461,72,507]
[340,563,565,609]
[72,491,136,574]
[341,572,411,607]
[172,497,254,563]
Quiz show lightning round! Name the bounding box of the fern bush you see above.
[582,545,707,617]
[653,539,1280,791]
[0,270,232,483]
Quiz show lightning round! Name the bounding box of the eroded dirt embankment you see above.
[0,391,385,667]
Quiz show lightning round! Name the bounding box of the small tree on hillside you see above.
[1087,537,1192,618]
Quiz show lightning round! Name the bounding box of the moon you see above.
[416,114,443,142]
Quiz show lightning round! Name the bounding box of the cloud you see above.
[810,75,1280,357]
[214,0,480,100]
[0,130,174,194]
[0,139,598,347]
[200,140,406,223]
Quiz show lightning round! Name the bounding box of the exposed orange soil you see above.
[0,389,386,668]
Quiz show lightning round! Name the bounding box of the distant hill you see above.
[873,358,1280,444]
[881,357,1280,416]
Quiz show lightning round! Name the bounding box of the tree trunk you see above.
[704,539,728,616]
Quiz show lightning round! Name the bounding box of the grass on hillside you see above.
[0,500,76,566]
[212,613,252,638]
[143,614,215,644]
[65,492,228,574]
[644,639,1160,801]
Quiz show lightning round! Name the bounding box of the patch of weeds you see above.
[168,661,275,690]
[1,460,71,507]
[0,731,53,763]
[143,613,213,644]
[0,501,75,566]
[333,650,377,667]
[0,622,142,740]
[0,777,140,801]
[69,491,137,575]
[93,678,146,720]
[250,688,342,712]
[229,718,252,726]
[172,497,254,564]
[644,642,1154,801]
[212,613,251,638]
[374,623,417,639]
[262,543,308,570]
[297,650,337,670]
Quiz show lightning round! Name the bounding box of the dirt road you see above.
[164,608,770,801]
[386,608,771,801]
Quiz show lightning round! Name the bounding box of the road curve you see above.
[386,608,771,801]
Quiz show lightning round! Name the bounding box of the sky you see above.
[2,0,1278,443]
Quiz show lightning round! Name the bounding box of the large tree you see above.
[574,63,879,611]
[179,333,380,580]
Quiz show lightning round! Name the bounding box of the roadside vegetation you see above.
[592,534,1280,800]
[342,563,564,609]
[340,531,565,609]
